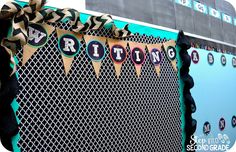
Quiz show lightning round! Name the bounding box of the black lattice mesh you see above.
[16,22,181,152]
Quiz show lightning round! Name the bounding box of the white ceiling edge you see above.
[1,0,86,11]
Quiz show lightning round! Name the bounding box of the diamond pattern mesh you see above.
[16,21,182,152]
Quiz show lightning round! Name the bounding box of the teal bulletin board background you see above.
[188,48,236,151]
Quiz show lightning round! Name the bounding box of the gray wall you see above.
[216,0,236,16]
[210,16,223,41]
[151,0,176,29]
[202,0,216,8]
[86,0,236,45]
[175,3,194,33]
[123,0,154,24]
[193,11,210,37]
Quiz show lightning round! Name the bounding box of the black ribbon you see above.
[177,30,197,152]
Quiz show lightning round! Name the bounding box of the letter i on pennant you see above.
[146,43,163,77]
[57,28,82,75]
[129,42,146,77]
[23,23,55,65]
[162,40,177,72]
[84,35,107,78]
[107,38,127,79]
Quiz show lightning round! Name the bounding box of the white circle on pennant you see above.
[28,23,48,48]
[167,46,176,61]
[58,34,80,57]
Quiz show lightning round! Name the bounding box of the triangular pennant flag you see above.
[57,28,82,75]
[162,40,177,72]
[84,35,107,78]
[146,43,163,77]
[23,23,55,65]
[128,41,146,77]
[107,38,127,79]
[62,55,74,75]
[22,45,39,65]
[92,61,101,79]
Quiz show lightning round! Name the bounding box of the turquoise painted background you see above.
[188,48,236,151]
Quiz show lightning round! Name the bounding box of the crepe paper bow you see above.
[112,24,132,38]
[47,11,132,38]
[0,0,51,74]
[0,0,133,75]
[0,0,52,48]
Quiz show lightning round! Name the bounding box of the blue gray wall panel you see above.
[193,12,210,37]
[216,0,236,16]
[85,0,126,18]
[151,0,176,29]
[202,0,215,8]
[86,0,236,45]
[123,0,153,24]
[210,17,223,41]
[222,22,235,44]
[174,4,194,33]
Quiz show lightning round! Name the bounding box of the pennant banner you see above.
[23,23,55,65]
[193,1,208,14]
[222,13,232,24]
[0,0,133,75]
[129,42,146,77]
[84,35,107,78]
[147,43,163,76]
[209,7,221,19]
[57,28,82,75]
[175,0,192,8]
[107,38,128,78]
[163,40,177,72]
[20,21,179,78]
